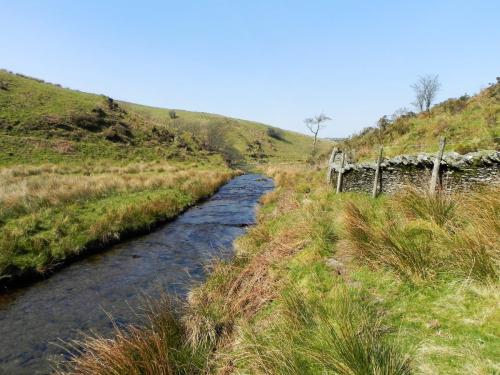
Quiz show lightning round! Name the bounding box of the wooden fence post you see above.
[326,147,338,184]
[372,146,383,198]
[336,152,346,194]
[429,137,446,196]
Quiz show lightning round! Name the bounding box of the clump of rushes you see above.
[344,186,499,283]
[234,287,411,375]
[54,295,202,375]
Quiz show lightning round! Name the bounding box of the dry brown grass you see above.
[55,166,310,375]
[183,214,308,354]
[0,160,235,277]
[0,162,227,222]
[54,295,194,375]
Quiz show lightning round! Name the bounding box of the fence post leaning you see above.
[326,147,338,184]
[336,152,346,194]
[372,146,383,198]
[429,137,446,196]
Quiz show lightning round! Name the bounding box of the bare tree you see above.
[411,75,441,113]
[304,113,331,154]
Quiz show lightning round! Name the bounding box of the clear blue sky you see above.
[1,0,499,137]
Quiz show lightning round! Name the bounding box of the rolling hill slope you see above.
[0,69,333,281]
[0,69,329,166]
[342,79,499,160]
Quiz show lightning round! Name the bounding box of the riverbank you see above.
[58,164,499,374]
[0,160,237,288]
[0,173,273,374]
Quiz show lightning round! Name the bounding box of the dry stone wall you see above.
[328,150,500,194]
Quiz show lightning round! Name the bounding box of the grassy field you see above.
[0,69,331,166]
[342,79,499,160]
[0,160,236,281]
[57,165,499,374]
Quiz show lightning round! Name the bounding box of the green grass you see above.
[356,269,500,374]
[0,162,236,280]
[0,69,331,166]
[58,164,498,374]
[0,68,330,281]
[6,69,497,373]
[342,80,499,160]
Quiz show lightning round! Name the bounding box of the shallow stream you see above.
[0,174,274,374]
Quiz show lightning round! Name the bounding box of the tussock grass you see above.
[0,161,235,279]
[344,187,499,283]
[54,295,202,375]
[234,287,411,375]
[224,169,411,374]
[58,164,499,374]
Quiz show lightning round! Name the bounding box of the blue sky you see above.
[1,0,499,137]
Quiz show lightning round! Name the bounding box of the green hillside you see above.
[0,69,329,166]
[342,79,500,160]
[0,69,332,281]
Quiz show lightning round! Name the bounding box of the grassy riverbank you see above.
[0,159,236,282]
[0,69,332,284]
[58,165,499,374]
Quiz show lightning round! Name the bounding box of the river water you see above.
[0,174,274,374]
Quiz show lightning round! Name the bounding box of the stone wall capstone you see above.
[328,150,500,194]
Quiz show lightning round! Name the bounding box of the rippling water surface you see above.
[0,174,274,374]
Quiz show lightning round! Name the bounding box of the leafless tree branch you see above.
[411,75,441,113]
[304,113,331,154]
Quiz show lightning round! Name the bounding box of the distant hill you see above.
[342,79,499,160]
[0,70,329,166]
[324,137,347,142]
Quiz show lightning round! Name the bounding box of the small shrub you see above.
[0,80,9,90]
[106,96,117,110]
[441,96,469,114]
[267,127,285,141]
[377,115,391,131]
[392,118,411,136]
[102,123,133,143]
